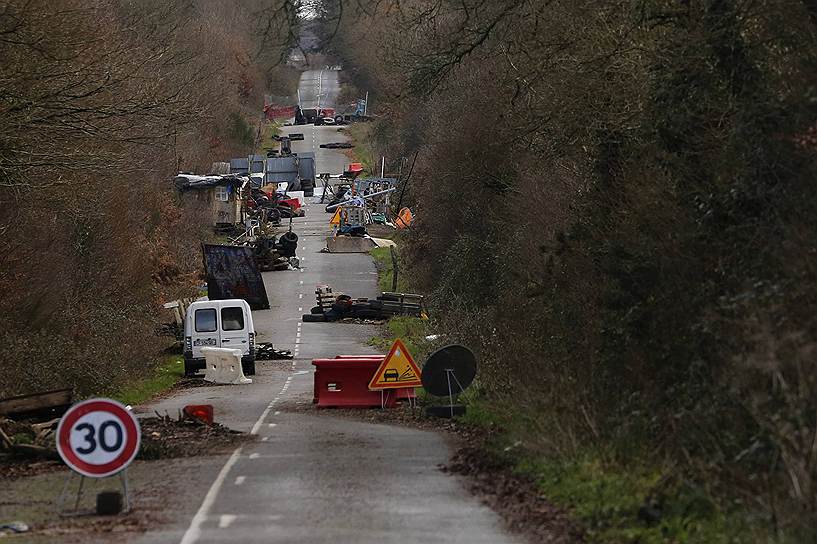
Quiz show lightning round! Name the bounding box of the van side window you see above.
[221,307,245,331]
[195,308,217,332]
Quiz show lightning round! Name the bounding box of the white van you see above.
[183,299,256,376]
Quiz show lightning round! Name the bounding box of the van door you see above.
[219,304,249,355]
[191,306,219,358]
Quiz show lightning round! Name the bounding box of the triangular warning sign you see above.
[368,339,423,390]
[329,207,342,226]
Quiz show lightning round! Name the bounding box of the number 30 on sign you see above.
[56,398,141,478]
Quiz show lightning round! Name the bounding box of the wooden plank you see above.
[0,389,73,416]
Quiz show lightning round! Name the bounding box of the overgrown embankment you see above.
[321,1,817,540]
[0,0,299,399]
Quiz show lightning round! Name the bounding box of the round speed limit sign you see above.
[57,398,141,478]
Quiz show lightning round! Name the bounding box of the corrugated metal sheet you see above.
[230,155,265,174]
[297,153,315,182]
[264,156,299,186]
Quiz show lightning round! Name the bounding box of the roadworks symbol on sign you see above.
[368,339,423,390]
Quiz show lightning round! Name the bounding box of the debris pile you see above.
[138,413,249,460]
[256,343,293,360]
[303,285,425,322]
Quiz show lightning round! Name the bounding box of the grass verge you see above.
[460,398,776,543]
[343,122,375,173]
[108,355,184,406]
[370,246,411,292]
[258,121,281,154]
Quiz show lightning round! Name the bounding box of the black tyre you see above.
[302,314,327,322]
[243,360,256,376]
[184,360,196,377]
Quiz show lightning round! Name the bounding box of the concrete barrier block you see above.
[326,236,377,253]
[202,347,252,385]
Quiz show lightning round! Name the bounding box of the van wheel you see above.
[243,361,256,376]
[184,361,195,377]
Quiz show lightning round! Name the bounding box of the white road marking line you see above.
[234,476,246,486]
[250,403,274,435]
[262,436,270,442]
[299,293,303,299]
[219,515,237,529]
[268,423,278,428]
[274,411,281,415]
[299,280,304,285]
[296,332,301,338]
[298,307,303,312]
[295,370,309,375]
[249,453,260,460]
[178,448,243,544]
[295,338,301,344]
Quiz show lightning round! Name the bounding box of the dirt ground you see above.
[0,416,250,541]
[0,456,224,543]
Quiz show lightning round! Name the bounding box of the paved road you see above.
[134,70,519,544]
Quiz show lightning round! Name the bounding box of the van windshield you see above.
[195,308,217,332]
[221,307,245,331]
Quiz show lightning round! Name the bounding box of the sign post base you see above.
[56,470,131,517]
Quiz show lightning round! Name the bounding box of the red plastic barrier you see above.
[183,404,214,425]
[334,355,384,359]
[313,358,399,408]
[313,356,416,404]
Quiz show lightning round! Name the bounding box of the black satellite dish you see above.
[421,345,477,418]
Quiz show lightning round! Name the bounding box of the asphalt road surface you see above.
[134,70,520,544]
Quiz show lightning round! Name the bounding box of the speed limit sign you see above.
[56,398,141,478]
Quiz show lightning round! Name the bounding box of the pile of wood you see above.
[0,388,72,460]
[305,285,425,322]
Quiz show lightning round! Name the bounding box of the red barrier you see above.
[334,355,384,359]
[312,356,416,404]
[183,404,214,425]
[313,358,399,408]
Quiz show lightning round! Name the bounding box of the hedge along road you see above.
[135,69,521,544]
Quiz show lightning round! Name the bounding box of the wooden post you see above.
[389,245,398,292]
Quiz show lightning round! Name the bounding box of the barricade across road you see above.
[312,356,416,407]
[202,347,252,385]
[313,358,397,408]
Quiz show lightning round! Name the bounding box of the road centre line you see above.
[219,515,237,529]
[234,476,246,486]
[178,448,243,544]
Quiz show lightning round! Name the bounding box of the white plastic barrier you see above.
[201,347,252,385]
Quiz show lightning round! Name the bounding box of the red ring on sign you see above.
[56,399,140,478]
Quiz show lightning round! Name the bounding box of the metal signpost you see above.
[55,398,141,516]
